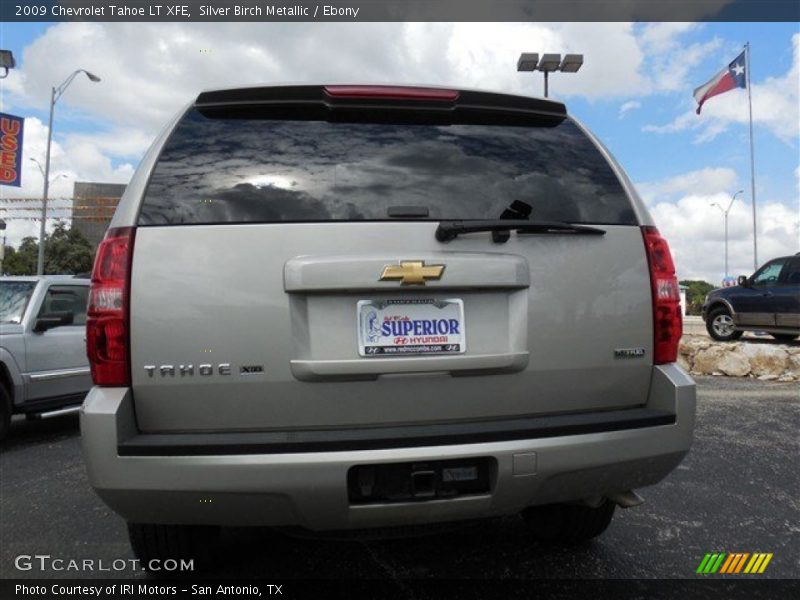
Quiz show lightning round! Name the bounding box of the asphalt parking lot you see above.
[1,376,797,581]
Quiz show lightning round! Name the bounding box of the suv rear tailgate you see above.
[126,85,654,434]
[129,222,652,432]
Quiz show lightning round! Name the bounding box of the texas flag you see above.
[693,51,747,114]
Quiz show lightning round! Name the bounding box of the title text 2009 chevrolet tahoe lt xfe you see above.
[81,85,695,567]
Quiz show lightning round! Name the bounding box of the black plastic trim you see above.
[195,85,566,115]
[20,393,85,414]
[193,85,567,127]
[118,408,676,456]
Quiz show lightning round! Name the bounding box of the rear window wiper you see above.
[435,219,606,242]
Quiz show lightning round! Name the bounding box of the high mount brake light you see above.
[642,226,682,365]
[323,85,459,101]
[86,227,136,386]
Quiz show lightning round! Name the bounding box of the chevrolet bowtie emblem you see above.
[380,261,445,285]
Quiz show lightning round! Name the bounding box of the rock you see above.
[787,353,800,377]
[741,345,788,378]
[693,346,729,375]
[677,353,692,372]
[777,375,796,382]
[715,349,751,377]
[757,374,779,381]
[679,337,712,355]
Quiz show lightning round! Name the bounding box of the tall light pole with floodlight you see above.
[37,69,101,275]
[517,53,583,98]
[30,157,67,185]
[711,189,744,279]
[0,50,16,78]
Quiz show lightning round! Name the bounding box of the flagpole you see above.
[745,42,758,271]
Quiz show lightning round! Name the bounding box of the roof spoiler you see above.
[194,85,567,126]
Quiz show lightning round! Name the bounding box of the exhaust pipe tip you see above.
[607,490,645,509]
[28,406,82,420]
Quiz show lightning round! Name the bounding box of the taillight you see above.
[323,85,459,101]
[642,226,682,365]
[86,227,136,386]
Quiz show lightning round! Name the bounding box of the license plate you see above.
[357,298,466,357]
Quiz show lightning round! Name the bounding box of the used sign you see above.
[0,112,24,187]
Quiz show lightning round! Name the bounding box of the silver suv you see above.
[1,275,91,439]
[81,85,695,567]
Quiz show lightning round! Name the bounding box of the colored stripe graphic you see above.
[710,553,726,573]
[696,554,713,573]
[697,553,727,573]
[745,554,760,573]
[744,553,773,574]
[719,554,736,573]
[758,554,773,573]
[698,552,772,575]
[734,553,750,573]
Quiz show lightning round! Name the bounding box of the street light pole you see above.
[0,219,6,275]
[37,86,56,275]
[36,69,100,275]
[517,53,583,99]
[711,190,744,279]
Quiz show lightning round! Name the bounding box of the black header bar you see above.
[3,0,799,23]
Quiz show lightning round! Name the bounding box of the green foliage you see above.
[680,279,716,316]
[2,222,94,276]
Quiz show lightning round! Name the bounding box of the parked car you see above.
[702,253,800,342]
[0,275,92,439]
[80,85,695,568]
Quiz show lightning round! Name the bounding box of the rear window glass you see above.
[138,108,636,226]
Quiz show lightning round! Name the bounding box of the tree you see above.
[2,237,38,275]
[679,279,716,316]
[2,222,94,276]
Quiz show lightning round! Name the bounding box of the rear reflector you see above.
[86,227,136,386]
[642,226,682,365]
[324,85,459,101]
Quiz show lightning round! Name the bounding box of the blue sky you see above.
[576,22,798,204]
[0,21,798,282]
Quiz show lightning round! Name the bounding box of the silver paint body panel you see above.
[128,223,655,432]
[0,276,91,409]
[81,365,695,529]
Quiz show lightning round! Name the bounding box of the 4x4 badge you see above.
[380,261,445,285]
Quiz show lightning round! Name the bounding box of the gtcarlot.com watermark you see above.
[14,554,194,573]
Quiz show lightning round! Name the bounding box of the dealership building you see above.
[71,181,126,248]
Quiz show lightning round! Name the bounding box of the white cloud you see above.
[6,21,712,136]
[637,167,739,202]
[619,100,641,118]
[638,169,800,282]
[643,33,800,143]
[0,20,704,252]
[2,21,796,269]
[0,117,135,248]
[638,23,699,54]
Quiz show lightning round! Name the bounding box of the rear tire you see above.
[0,385,11,441]
[706,307,743,342]
[521,500,616,544]
[127,523,220,573]
[771,333,798,343]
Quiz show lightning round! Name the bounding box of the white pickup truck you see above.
[0,275,92,439]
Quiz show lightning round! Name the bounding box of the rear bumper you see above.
[80,364,695,530]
